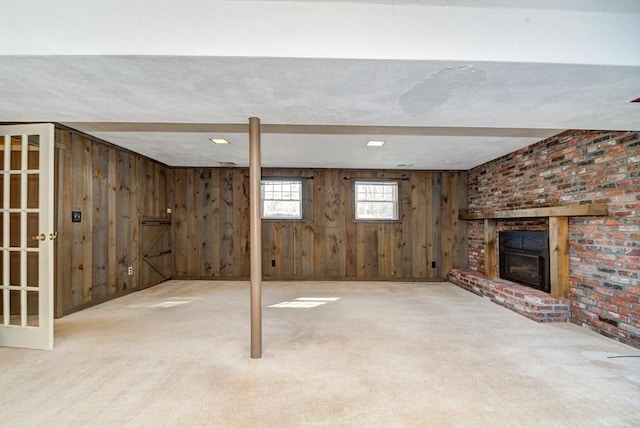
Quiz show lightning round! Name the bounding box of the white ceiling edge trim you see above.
[1,1,639,66]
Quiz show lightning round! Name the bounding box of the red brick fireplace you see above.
[450,130,639,348]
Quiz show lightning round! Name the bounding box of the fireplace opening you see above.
[499,231,550,293]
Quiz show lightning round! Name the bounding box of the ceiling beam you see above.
[62,122,563,138]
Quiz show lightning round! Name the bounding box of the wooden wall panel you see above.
[50,132,467,315]
[91,141,108,300]
[232,169,249,277]
[198,170,212,277]
[115,150,130,293]
[173,168,188,277]
[54,128,171,316]
[219,169,235,278]
[172,168,468,281]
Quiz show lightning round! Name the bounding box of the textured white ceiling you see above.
[0,1,639,169]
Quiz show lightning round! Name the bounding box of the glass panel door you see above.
[0,124,55,350]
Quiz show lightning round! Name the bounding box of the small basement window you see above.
[354,181,399,220]
[261,179,302,219]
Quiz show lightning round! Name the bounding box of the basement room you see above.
[1,1,639,427]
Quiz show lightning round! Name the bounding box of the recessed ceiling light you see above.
[210,138,229,145]
[367,140,385,147]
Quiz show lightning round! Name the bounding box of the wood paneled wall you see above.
[55,128,171,316]
[172,168,468,281]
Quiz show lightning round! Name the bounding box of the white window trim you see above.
[261,178,303,220]
[354,180,399,221]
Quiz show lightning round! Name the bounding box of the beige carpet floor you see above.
[1,280,639,428]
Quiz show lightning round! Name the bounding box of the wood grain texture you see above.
[172,168,468,281]
[484,219,498,278]
[139,218,172,289]
[91,141,108,300]
[460,204,608,220]
[55,128,170,316]
[54,129,72,317]
[173,168,188,277]
[549,216,569,299]
[70,132,86,307]
[108,148,117,296]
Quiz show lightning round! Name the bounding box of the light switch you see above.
[72,211,81,223]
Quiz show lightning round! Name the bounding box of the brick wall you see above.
[467,130,639,348]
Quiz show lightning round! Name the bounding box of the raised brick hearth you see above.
[449,269,570,322]
[465,130,639,348]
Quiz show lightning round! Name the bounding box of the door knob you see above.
[32,233,46,241]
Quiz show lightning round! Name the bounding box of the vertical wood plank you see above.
[313,171,325,278]
[233,168,249,277]
[55,130,72,316]
[219,169,234,278]
[411,173,427,278]
[199,170,213,277]
[91,142,108,300]
[377,223,388,278]
[431,173,443,278]
[339,173,354,278]
[144,159,155,216]
[160,163,169,217]
[284,222,295,278]
[549,216,569,298]
[166,167,176,278]
[129,153,139,290]
[293,220,303,278]
[69,133,85,307]
[115,151,130,292]
[173,168,187,277]
[302,173,315,278]
[210,169,220,278]
[324,169,340,278]
[484,219,498,277]
[424,172,435,279]
[365,224,379,278]
[440,172,454,279]
[454,172,468,270]
[400,176,413,278]
[273,223,283,277]
[189,169,201,277]
[107,148,117,295]
[262,222,272,278]
[356,222,365,278]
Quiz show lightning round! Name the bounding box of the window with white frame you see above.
[354,181,399,220]
[261,179,302,219]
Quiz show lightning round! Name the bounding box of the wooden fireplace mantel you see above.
[459,204,608,220]
[459,204,608,299]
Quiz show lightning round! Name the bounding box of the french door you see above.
[0,124,55,350]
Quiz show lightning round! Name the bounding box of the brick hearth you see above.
[448,269,570,322]
[465,130,639,348]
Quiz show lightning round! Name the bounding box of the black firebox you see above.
[499,231,550,293]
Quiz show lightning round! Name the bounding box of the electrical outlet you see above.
[271,259,276,267]
[431,261,437,269]
[128,266,133,275]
